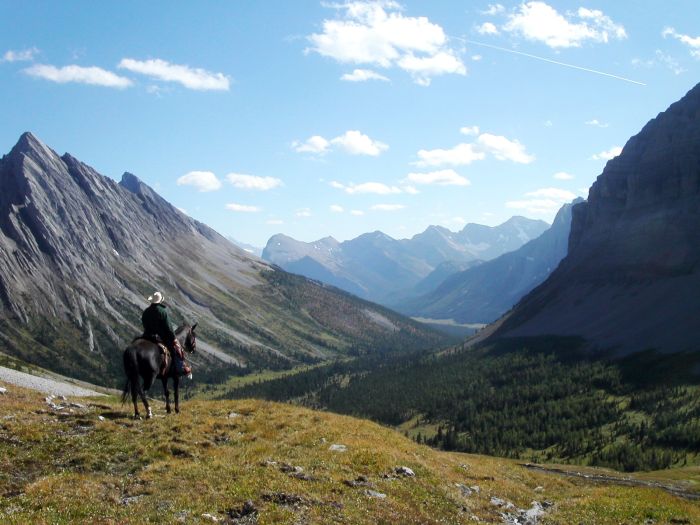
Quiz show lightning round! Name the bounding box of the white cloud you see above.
[292,135,331,154]
[177,171,222,192]
[476,133,535,164]
[663,27,700,58]
[402,185,420,194]
[506,187,576,215]
[350,209,365,216]
[405,169,470,186]
[654,50,686,74]
[331,130,388,156]
[441,216,468,228]
[266,219,284,225]
[341,68,390,82]
[24,64,132,88]
[2,47,38,62]
[396,50,465,86]
[226,203,260,212]
[460,125,480,136]
[585,119,609,128]
[592,146,622,160]
[371,203,405,211]
[482,4,505,15]
[477,22,499,35]
[553,171,574,180]
[415,143,485,167]
[330,204,344,213]
[503,2,626,49]
[226,173,283,191]
[307,1,465,85]
[118,58,230,90]
[331,181,402,195]
[296,130,387,157]
[632,50,686,75]
[471,54,483,61]
[525,187,577,200]
[544,120,553,127]
[295,208,312,217]
[416,131,534,167]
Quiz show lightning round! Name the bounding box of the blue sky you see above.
[1,1,699,247]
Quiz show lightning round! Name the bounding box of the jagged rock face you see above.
[496,83,700,354]
[398,200,580,324]
[262,217,548,304]
[0,133,446,384]
[0,133,249,322]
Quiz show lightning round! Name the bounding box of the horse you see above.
[121,323,197,419]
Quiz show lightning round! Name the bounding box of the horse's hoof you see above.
[133,415,142,420]
[166,408,171,414]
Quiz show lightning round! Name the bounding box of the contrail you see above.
[465,39,646,86]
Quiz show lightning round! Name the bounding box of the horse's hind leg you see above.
[130,380,141,419]
[139,388,152,419]
[138,377,153,419]
[162,378,171,414]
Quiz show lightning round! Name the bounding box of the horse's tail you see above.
[121,379,131,404]
[122,345,138,404]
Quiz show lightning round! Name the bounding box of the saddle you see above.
[136,334,171,376]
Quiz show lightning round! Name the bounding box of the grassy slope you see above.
[1,383,699,524]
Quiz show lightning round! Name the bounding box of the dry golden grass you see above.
[1,383,698,524]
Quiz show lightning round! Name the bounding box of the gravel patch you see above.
[0,366,104,397]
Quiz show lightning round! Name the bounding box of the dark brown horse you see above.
[121,323,197,419]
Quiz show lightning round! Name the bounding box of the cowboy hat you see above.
[148,291,164,304]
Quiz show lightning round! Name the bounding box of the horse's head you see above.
[184,323,198,354]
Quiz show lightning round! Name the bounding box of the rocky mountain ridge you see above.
[493,82,700,354]
[396,199,581,324]
[263,216,548,305]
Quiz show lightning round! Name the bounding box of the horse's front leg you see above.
[162,377,171,414]
[174,376,180,414]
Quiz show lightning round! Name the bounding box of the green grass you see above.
[1,382,699,524]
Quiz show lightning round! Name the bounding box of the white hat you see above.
[148,291,164,304]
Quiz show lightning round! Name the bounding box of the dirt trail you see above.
[522,463,700,501]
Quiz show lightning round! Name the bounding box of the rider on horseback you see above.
[142,291,192,378]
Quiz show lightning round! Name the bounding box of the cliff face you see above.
[0,133,447,384]
[495,84,700,354]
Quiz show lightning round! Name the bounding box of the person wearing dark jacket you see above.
[142,291,191,377]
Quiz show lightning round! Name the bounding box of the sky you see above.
[1,1,699,247]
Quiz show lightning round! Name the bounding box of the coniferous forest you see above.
[224,338,700,472]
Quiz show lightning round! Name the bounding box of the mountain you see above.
[398,199,581,324]
[492,83,700,354]
[227,237,263,257]
[0,133,448,385]
[262,217,548,305]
